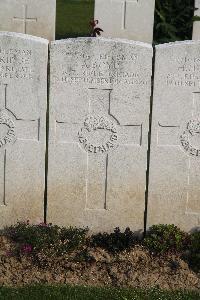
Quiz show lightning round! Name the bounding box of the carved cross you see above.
[119,0,139,30]
[13,4,37,34]
[0,84,40,206]
[56,88,143,210]
[157,91,200,215]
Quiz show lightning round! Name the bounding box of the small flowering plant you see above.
[90,20,103,37]
[3,221,88,258]
[21,244,33,255]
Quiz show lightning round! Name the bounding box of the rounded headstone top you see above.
[50,37,153,50]
[0,31,49,45]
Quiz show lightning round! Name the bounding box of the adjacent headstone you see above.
[0,0,56,41]
[148,41,200,232]
[94,0,155,43]
[48,38,152,232]
[0,32,48,228]
[193,0,200,40]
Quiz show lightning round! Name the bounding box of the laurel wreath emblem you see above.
[0,110,16,149]
[180,118,200,157]
[78,114,118,154]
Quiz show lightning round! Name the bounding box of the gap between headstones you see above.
[44,48,50,224]
[144,46,155,236]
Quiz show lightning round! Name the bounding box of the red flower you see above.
[90,20,99,28]
[89,19,104,37]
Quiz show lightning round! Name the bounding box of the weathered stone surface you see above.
[193,0,200,40]
[94,0,155,43]
[148,41,200,232]
[48,37,152,232]
[0,0,56,41]
[0,32,48,228]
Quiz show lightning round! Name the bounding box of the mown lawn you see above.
[56,0,95,39]
[0,285,199,300]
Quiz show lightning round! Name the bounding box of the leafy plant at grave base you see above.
[74,248,95,263]
[4,221,88,257]
[154,0,194,44]
[90,227,138,253]
[186,230,200,272]
[90,19,103,37]
[59,226,88,253]
[143,224,191,255]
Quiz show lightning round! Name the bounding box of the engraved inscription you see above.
[180,117,200,157]
[166,56,200,88]
[52,51,151,87]
[78,115,118,154]
[0,110,16,148]
[0,47,34,80]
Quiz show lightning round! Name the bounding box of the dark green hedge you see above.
[154,0,195,44]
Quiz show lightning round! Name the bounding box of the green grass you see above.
[56,0,95,39]
[0,285,199,300]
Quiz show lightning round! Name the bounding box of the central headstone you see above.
[48,38,152,232]
[0,0,56,41]
[95,0,155,43]
[148,41,200,232]
[0,32,48,228]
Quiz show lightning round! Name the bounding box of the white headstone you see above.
[0,0,56,41]
[148,41,200,232]
[0,32,48,228]
[94,0,155,43]
[48,38,152,232]
[193,0,200,40]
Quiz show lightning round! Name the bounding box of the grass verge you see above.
[0,285,199,300]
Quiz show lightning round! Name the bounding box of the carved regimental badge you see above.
[180,117,200,157]
[78,115,119,154]
[0,109,16,149]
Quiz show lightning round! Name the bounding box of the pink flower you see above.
[21,244,33,254]
[38,222,48,227]
[5,250,13,257]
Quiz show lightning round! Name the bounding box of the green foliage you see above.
[4,221,88,257]
[3,221,199,274]
[59,226,88,253]
[144,224,190,254]
[90,227,137,253]
[0,285,199,300]
[154,0,194,43]
[187,231,200,272]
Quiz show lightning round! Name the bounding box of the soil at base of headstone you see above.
[0,236,199,290]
